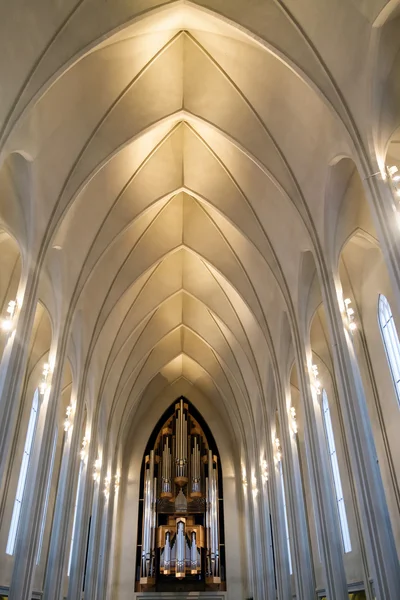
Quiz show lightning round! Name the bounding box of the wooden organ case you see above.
[136,399,225,593]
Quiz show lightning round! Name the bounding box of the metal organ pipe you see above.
[176,520,185,577]
[191,437,201,494]
[191,531,197,573]
[207,450,220,580]
[139,401,223,588]
[141,450,156,580]
[162,435,172,495]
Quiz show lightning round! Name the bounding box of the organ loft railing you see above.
[136,399,225,592]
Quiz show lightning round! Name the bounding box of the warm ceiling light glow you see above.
[80,436,89,462]
[104,476,111,500]
[290,407,298,434]
[1,299,16,332]
[274,438,282,463]
[64,405,73,432]
[1,319,12,332]
[242,466,248,487]
[93,458,101,482]
[311,364,321,395]
[261,460,269,483]
[40,363,51,395]
[252,475,258,497]
[344,298,357,333]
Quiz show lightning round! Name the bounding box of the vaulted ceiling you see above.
[0,0,399,452]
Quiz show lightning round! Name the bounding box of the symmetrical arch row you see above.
[0,2,399,600]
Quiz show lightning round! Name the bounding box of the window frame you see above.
[378,294,400,408]
[6,388,40,555]
[321,389,351,553]
[68,459,84,576]
[36,426,58,564]
[279,461,293,574]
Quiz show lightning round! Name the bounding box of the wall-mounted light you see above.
[387,165,400,198]
[274,438,282,464]
[344,298,357,332]
[64,405,73,432]
[261,460,269,483]
[311,364,321,395]
[104,476,110,500]
[290,407,298,434]
[115,472,121,494]
[252,474,258,497]
[93,458,101,482]
[39,363,51,395]
[80,436,88,463]
[1,300,16,332]
[242,467,248,487]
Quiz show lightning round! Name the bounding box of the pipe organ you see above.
[137,399,224,592]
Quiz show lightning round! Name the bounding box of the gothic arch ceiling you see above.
[0,0,377,451]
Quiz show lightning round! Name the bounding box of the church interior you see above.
[0,1,400,599]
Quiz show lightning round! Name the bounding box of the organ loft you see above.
[136,399,225,593]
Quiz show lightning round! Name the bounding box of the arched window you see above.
[68,459,84,575]
[378,294,400,407]
[6,388,40,555]
[322,390,351,553]
[279,461,292,574]
[36,427,58,564]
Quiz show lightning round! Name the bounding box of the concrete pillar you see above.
[321,269,400,599]
[67,437,95,600]
[84,471,102,600]
[265,421,291,600]
[247,456,267,600]
[254,459,276,600]
[8,332,65,600]
[0,264,38,495]
[295,354,349,600]
[42,386,86,600]
[276,388,316,600]
[96,489,114,600]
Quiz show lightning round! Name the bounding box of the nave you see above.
[0,1,400,599]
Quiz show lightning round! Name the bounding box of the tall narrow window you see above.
[322,390,351,553]
[378,294,400,407]
[6,389,40,555]
[279,462,292,574]
[68,460,84,576]
[36,427,58,564]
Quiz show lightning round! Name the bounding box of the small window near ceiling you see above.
[322,389,351,553]
[6,388,40,555]
[378,294,400,407]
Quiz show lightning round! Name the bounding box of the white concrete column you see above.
[248,462,267,600]
[260,429,281,600]
[8,332,66,600]
[270,446,292,600]
[295,356,349,600]
[97,481,116,600]
[241,469,255,600]
[276,390,316,600]
[83,475,102,600]
[263,421,289,600]
[365,173,400,307]
[67,439,95,600]
[254,460,276,600]
[94,493,113,600]
[0,263,38,493]
[321,269,400,599]
[42,386,85,600]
